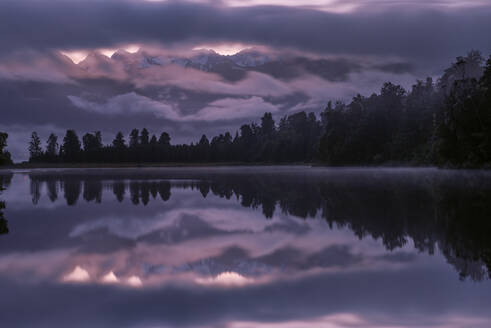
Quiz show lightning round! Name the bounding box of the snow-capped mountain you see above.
[79,48,274,74]
[78,52,114,73]
[230,49,273,67]
[65,47,413,84]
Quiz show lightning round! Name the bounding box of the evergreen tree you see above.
[112,132,126,149]
[61,130,81,162]
[261,112,275,137]
[82,132,103,152]
[0,132,12,165]
[140,128,150,145]
[46,133,58,158]
[129,129,139,148]
[28,132,43,162]
[158,132,171,146]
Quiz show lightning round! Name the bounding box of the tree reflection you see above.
[0,200,7,235]
[0,173,13,236]
[83,180,102,203]
[113,181,125,202]
[63,179,82,206]
[29,174,173,206]
[27,170,491,280]
[30,179,41,205]
[46,179,58,202]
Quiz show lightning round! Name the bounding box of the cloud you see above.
[1,0,490,162]
[194,96,280,121]
[221,0,491,13]
[132,68,292,97]
[0,0,490,63]
[68,92,180,120]
[69,92,280,122]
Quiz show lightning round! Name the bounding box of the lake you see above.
[1,166,491,328]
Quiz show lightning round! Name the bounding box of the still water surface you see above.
[1,166,491,328]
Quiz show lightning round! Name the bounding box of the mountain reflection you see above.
[2,168,491,328]
[25,168,491,281]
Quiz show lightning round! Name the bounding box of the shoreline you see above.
[0,162,488,171]
[0,162,314,170]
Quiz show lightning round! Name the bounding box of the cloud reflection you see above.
[1,168,491,327]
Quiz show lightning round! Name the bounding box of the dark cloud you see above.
[0,0,490,61]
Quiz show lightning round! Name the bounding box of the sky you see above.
[1,0,491,161]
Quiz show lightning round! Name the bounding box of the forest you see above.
[1,51,490,168]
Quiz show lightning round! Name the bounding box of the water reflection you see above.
[24,168,491,281]
[0,167,491,328]
[0,173,12,235]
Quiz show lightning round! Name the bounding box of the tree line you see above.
[27,111,322,164]
[319,51,491,167]
[0,50,488,168]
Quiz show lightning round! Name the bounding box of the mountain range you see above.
[67,48,413,83]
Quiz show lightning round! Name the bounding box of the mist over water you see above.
[1,166,491,327]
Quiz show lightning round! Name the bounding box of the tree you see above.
[261,112,275,137]
[82,131,103,152]
[129,129,139,148]
[46,133,58,158]
[433,53,489,167]
[140,128,149,145]
[158,132,171,146]
[0,132,12,165]
[61,130,81,162]
[112,132,126,149]
[438,50,484,94]
[29,132,43,162]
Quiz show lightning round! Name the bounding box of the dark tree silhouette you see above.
[129,129,139,148]
[158,132,171,146]
[433,53,491,167]
[61,130,82,162]
[82,132,102,152]
[140,128,150,145]
[29,132,43,162]
[46,133,59,160]
[0,132,12,165]
[112,132,126,149]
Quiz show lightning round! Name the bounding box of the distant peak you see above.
[111,49,131,58]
